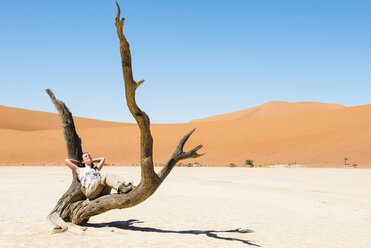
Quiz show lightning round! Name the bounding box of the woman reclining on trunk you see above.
[65,152,134,200]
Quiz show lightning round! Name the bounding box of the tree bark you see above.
[46,1,203,233]
[45,89,86,233]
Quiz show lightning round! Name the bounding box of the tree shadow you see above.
[85,219,260,247]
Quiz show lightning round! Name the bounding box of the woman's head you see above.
[81,152,93,167]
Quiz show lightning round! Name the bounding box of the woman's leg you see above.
[85,181,105,200]
[99,173,121,190]
[85,173,132,199]
[99,185,112,197]
[99,173,132,192]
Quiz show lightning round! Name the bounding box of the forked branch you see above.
[158,129,204,180]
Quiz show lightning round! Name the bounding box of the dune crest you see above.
[0,105,132,131]
[190,101,345,122]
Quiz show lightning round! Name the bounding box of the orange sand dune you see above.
[0,105,133,131]
[1,102,371,167]
[191,101,345,122]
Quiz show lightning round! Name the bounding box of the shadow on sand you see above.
[85,219,260,247]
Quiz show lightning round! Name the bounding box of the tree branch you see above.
[115,1,157,182]
[158,129,204,180]
[45,89,82,160]
[45,89,86,233]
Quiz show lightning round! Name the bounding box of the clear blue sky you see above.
[0,0,370,123]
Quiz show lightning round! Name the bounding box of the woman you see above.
[65,152,134,200]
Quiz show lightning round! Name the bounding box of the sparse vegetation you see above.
[344,158,349,165]
[245,159,254,167]
[352,163,357,168]
[178,162,199,167]
[258,163,270,168]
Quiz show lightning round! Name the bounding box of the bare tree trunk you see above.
[45,89,86,233]
[46,1,203,233]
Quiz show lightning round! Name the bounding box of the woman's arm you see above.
[93,157,105,171]
[65,159,80,174]
[68,159,80,165]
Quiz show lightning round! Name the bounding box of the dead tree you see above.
[46,2,203,233]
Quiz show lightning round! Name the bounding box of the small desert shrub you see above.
[245,159,254,167]
[344,158,349,165]
[352,163,357,168]
[258,163,270,168]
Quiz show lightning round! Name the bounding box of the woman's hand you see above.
[92,158,103,163]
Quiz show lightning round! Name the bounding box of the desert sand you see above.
[1,101,371,167]
[0,166,370,248]
[0,105,133,131]
[190,101,345,122]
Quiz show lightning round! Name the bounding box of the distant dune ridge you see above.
[0,102,370,167]
[190,101,345,122]
[0,105,133,131]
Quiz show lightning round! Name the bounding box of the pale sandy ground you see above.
[0,167,370,248]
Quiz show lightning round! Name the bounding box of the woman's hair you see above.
[79,152,95,168]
